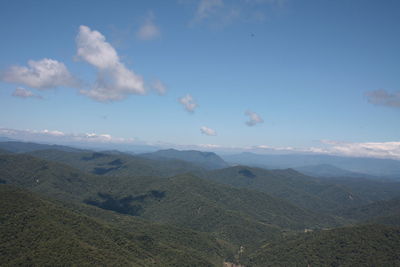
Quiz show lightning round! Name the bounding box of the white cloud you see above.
[200,126,217,136]
[1,58,78,90]
[320,140,400,160]
[79,132,131,143]
[76,25,146,102]
[12,87,42,99]
[0,127,134,144]
[197,143,221,148]
[245,110,263,126]
[366,89,400,108]
[136,12,161,41]
[151,79,167,95]
[40,129,65,136]
[250,140,400,160]
[254,144,295,151]
[179,94,198,112]
[76,25,119,69]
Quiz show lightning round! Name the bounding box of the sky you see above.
[0,0,399,158]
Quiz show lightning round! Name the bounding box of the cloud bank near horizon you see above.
[1,127,399,160]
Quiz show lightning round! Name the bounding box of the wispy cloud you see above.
[179,94,198,112]
[12,87,42,99]
[197,143,221,148]
[0,127,135,144]
[195,0,224,21]
[76,25,146,102]
[318,140,400,160]
[250,140,400,160]
[188,0,285,27]
[365,89,400,108]
[245,110,263,126]
[151,79,167,95]
[1,58,79,90]
[136,11,161,41]
[200,126,217,136]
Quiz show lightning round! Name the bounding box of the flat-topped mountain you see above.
[139,148,229,170]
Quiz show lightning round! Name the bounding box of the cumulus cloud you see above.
[151,79,167,95]
[179,94,198,112]
[12,87,42,99]
[76,25,146,101]
[200,126,217,136]
[365,89,400,108]
[245,110,263,126]
[136,12,161,40]
[1,58,78,90]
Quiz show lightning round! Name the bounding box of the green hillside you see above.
[320,177,400,203]
[0,184,230,266]
[0,154,99,202]
[2,146,400,266]
[245,224,400,267]
[0,154,338,250]
[201,166,367,214]
[0,148,12,154]
[339,197,400,223]
[90,173,340,247]
[28,149,205,177]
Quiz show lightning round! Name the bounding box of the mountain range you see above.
[222,152,400,178]
[1,140,400,266]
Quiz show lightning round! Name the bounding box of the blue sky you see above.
[0,0,399,158]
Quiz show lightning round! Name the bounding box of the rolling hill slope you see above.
[0,154,339,249]
[339,197,400,223]
[0,148,12,154]
[200,166,367,214]
[245,224,400,267]
[0,184,229,266]
[28,149,205,178]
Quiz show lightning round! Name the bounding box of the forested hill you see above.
[0,184,229,266]
[245,224,400,267]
